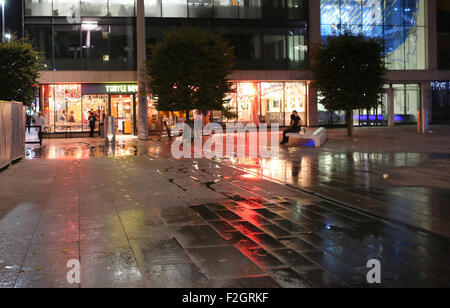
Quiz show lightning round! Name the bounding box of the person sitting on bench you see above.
[280,110,301,145]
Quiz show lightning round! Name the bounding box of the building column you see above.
[137,0,148,140]
[427,0,438,70]
[307,0,321,127]
[387,85,395,127]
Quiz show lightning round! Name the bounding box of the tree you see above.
[310,33,387,137]
[0,36,42,106]
[147,26,234,121]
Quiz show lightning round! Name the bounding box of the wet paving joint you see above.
[0,139,449,288]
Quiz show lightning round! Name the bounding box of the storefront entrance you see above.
[110,95,135,135]
[38,83,138,135]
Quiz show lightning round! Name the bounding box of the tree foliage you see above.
[310,33,387,136]
[0,37,42,106]
[147,26,234,117]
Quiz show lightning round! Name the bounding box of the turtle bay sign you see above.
[81,83,138,95]
[106,84,138,94]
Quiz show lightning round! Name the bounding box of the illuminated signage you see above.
[81,83,138,95]
[105,84,138,93]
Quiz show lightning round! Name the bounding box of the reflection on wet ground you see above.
[25,134,450,237]
[2,134,446,287]
[26,140,139,160]
[220,150,450,238]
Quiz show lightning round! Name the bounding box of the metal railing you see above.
[0,101,26,169]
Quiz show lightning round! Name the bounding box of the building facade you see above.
[22,0,450,135]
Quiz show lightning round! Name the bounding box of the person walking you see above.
[280,110,302,145]
[88,111,97,138]
[35,112,46,140]
[26,113,32,133]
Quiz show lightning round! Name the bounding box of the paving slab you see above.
[0,135,448,287]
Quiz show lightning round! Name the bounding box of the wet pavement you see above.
[219,125,450,238]
[0,131,449,288]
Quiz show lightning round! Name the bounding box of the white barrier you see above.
[286,127,328,148]
[0,101,26,169]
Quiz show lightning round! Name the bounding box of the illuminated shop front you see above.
[40,83,139,134]
[221,81,307,126]
[40,81,307,133]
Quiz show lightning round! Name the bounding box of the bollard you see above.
[417,110,422,134]
[105,116,116,144]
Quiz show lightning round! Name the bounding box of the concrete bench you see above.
[286,127,328,147]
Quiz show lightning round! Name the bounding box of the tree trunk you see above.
[185,110,190,123]
[346,110,353,137]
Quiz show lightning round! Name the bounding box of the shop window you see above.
[237,83,260,124]
[222,84,238,123]
[82,95,108,131]
[284,82,306,126]
[111,95,135,134]
[261,82,284,125]
[392,84,420,124]
[54,84,83,132]
[406,84,421,123]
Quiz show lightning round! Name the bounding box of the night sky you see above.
[1,0,22,37]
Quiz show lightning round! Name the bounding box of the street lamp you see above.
[0,0,4,43]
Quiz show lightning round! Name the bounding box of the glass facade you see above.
[320,0,427,70]
[437,0,450,69]
[24,0,307,19]
[25,0,136,17]
[144,0,308,19]
[25,22,136,71]
[146,25,308,70]
[318,84,421,126]
[25,1,308,71]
